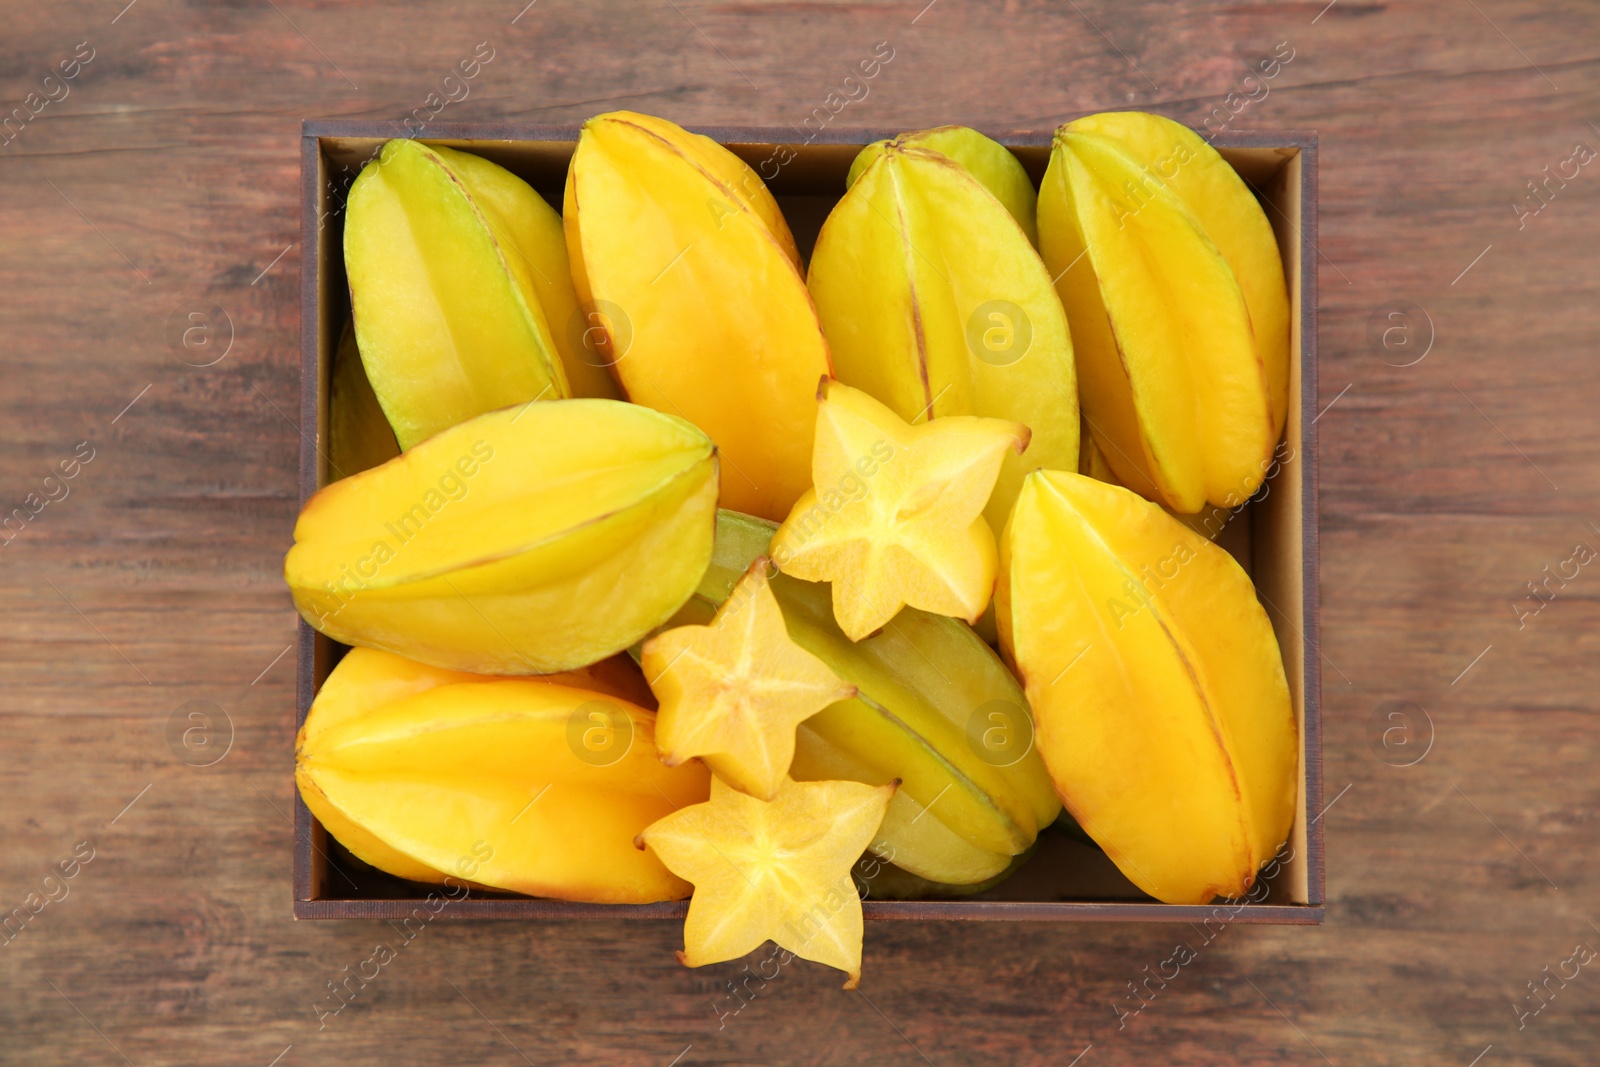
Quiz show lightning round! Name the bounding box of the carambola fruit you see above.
[345,139,617,450]
[667,510,1061,885]
[997,470,1297,904]
[298,647,708,902]
[770,380,1028,641]
[328,321,400,481]
[640,776,895,988]
[846,126,1039,245]
[809,128,1077,531]
[285,399,718,674]
[1037,111,1289,514]
[564,111,830,521]
[644,558,856,801]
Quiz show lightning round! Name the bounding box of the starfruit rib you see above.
[604,112,800,266]
[1044,130,1272,511]
[297,648,662,886]
[297,662,709,902]
[289,402,714,589]
[1040,487,1255,870]
[832,687,1034,854]
[422,144,572,400]
[846,127,1037,245]
[896,165,935,422]
[302,452,713,593]
[566,114,830,521]
[436,143,620,401]
[286,400,719,675]
[811,145,1077,531]
[1067,111,1288,439]
[347,140,570,450]
[999,471,1294,902]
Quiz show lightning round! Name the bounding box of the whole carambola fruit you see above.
[284,399,718,675]
[663,510,1061,885]
[345,139,618,450]
[564,111,831,522]
[808,127,1078,533]
[1037,111,1289,514]
[297,647,709,903]
[998,470,1297,905]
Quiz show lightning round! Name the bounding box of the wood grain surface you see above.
[1,1,1596,1064]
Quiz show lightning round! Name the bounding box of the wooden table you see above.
[2,1,1594,1063]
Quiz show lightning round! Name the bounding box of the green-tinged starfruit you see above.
[345,139,617,450]
[659,509,1061,885]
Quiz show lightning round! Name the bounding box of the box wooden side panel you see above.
[1299,142,1323,906]
[294,131,322,910]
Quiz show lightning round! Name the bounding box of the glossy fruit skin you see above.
[662,510,1061,884]
[1037,112,1288,514]
[297,647,707,903]
[284,399,718,675]
[1078,411,1238,542]
[345,140,615,451]
[997,470,1297,905]
[1070,111,1289,442]
[328,321,399,482]
[846,126,1039,245]
[1036,115,1286,515]
[564,111,830,521]
[809,136,1077,533]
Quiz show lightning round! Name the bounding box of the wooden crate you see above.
[294,121,1321,923]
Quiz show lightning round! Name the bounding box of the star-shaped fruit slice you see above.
[642,558,856,800]
[770,379,1029,641]
[638,776,896,988]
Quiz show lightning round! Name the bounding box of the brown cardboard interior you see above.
[298,124,1318,922]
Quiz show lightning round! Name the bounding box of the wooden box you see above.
[295,121,1321,923]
